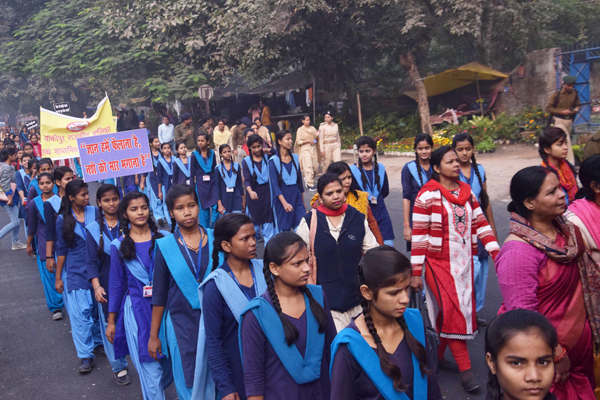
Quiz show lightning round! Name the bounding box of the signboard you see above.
[53,102,71,114]
[40,96,116,160]
[77,129,153,183]
[25,120,38,130]
[198,84,214,101]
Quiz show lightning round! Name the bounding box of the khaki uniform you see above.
[319,122,341,172]
[174,123,197,155]
[583,131,600,160]
[257,126,272,148]
[546,88,581,164]
[294,126,318,187]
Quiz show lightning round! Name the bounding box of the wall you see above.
[498,48,560,115]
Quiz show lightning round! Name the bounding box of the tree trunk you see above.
[399,52,432,134]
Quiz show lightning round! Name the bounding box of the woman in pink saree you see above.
[495,166,596,400]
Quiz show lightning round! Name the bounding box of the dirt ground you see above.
[373,143,541,202]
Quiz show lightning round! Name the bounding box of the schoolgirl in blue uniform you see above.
[192,213,266,400]
[25,172,64,321]
[43,166,74,278]
[172,142,191,185]
[107,191,172,400]
[240,231,337,400]
[215,144,244,216]
[54,179,103,373]
[401,133,433,252]
[350,136,394,246]
[149,184,222,400]
[269,129,306,231]
[116,174,141,198]
[190,132,219,228]
[452,133,497,318]
[330,246,443,399]
[156,142,174,227]
[142,136,168,227]
[26,158,55,205]
[85,184,131,386]
[242,134,275,244]
[15,153,33,221]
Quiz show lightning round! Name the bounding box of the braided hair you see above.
[246,134,267,188]
[218,143,239,179]
[577,154,600,201]
[358,245,430,392]
[59,179,88,248]
[96,184,120,264]
[165,184,199,234]
[430,146,455,182]
[327,162,360,198]
[263,232,328,345]
[275,130,302,187]
[355,136,381,191]
[413,133,433,187]
[452,133,490,210]
[538,128,577,177]
[211,213,254,272]
[118,191,163,261]
[485,309,557,400]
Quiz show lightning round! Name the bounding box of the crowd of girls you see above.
[14,121,600,400]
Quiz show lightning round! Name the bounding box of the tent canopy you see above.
[405,62,508,99]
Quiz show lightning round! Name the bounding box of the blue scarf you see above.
[350,163,386,200]
[87,220,116,254]
[240,284,325,385]
[216,162,239,189]
[330,308,427,400]
[244,156,269,185]
[192,259,267,400]
[194,150,214,174]
[174,157,190,178]
[270,154,300,186]
[406,160,430,188]
[458,164,485,202]
[73,206,96,241]
[111,231,171,284]
[33,194,61,223]
[158,156,173,176]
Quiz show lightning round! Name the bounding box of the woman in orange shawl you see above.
[310,161,384,244]
[539,128,578,204]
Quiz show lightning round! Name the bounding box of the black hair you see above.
[218,143,239,179]
[317,173,342,196]
[413,133,433,187]
[27,158,37,171]
[117,191,163,261]
[175,141,187,155]
[355,136,381,191]
[165,184,199,233]
[211,213,253,271]
[23,143,33,150]
[59,179,88,248]
[197,130,210,152]
[161,142,172,152]
[20,151,32,161]
[253,116,261,123]
[538,128,576,176]
[327,161,360,198]
[576,154,600,201]
[200,116,210,125]
[149,135,160,146]
[430,146,455,182]
[452,133,490,210]
[358,246,430,391]
[263,231,328,345]
[38,172,54,185]
[485,309,558,400]
[36,158,53,171]
[507,166,559,219]
[244,127,255,138]
[0,146,15,162]
[246,134,268,187]
[96,184,121,263]
[274,130,301,187]
[53,166,73,183]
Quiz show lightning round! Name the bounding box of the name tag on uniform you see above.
[226,187,234,193]
[186,179,190,185]
[203,175,210,182]
[370,196,377,205]
[143,285,153,298]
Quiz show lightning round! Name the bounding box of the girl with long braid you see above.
[26,172,64,321]
[269,129,306,231]
[350,136,394,246]
[538,128,578,204]
[141,136,168,227]
[191,131,219,228]
[485,309,558,400]
[149,184,221,400]
[106,191,171,400]
[453,133,497,324]
[172,142,191,185]
[401,134,433,251]
[156,142,174,227]
[192,213,266,400]
[242,134,275,244]
[85,184,131,385]
[215,143,244,216]
[54,179,102,374]
[330,245,442,399]
[240,231,336,399]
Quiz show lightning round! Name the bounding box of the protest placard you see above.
[76,129,153,183]
[53,103,71,114]
[25,120,38,129]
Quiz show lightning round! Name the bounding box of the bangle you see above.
[93,285,101,290]
[554,347,567,363]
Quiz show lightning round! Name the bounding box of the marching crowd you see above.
[1,101,600,400]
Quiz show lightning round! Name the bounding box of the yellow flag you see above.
[40,96,116,160]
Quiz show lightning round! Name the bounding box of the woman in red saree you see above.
[496,166,596,400]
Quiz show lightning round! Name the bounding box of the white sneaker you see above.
[11,241,27,250]
[52,311,63,320]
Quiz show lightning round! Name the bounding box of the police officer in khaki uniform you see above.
[546,75,581,164]
[583,130,600,160]
[319,111,341,172]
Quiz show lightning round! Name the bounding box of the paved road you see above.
[0,184,510,399]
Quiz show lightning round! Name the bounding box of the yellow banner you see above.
[40,97,116,160]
